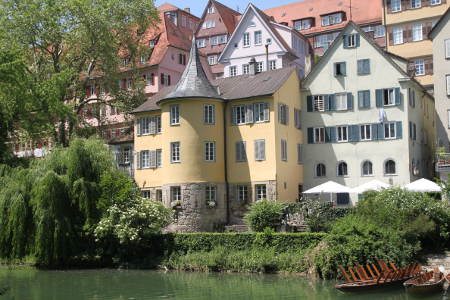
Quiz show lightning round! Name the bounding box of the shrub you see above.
[244,200,284,232]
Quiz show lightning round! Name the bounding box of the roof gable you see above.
[218,3,291,62]
[429,7,450,40]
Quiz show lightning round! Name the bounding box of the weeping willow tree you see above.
[0,137,118,266]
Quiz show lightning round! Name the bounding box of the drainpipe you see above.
[265,44,269,72]
[223,101,230,226]
[383,0,388,51]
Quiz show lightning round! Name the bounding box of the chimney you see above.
[249,58,257,75]
[184,8,190,13]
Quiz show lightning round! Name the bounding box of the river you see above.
[0,268,449,299]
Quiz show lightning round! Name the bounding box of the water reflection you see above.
[0,268,449,300]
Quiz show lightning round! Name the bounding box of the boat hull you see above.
[336,278,408,293]
[404,279,445,295]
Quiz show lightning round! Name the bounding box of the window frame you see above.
[254,31,262,45]
[384,122,397,139]
[361,160,373,176]
[171,186,182,202]
[170,141,180,163]
[229,65,237,77]
[391,0,402,12]
[410,0,421,9]
[203,104,215,125]
[414,59,425,76]
[205,185,217,202]
[208,55,218,65]
[411,23,423,42]
[430,0,441,5]
[335,93,348,110]
[237,185,248,202]
[384,159,397,175]
[170,104,180,125]
[315,163,326,177]
[337,126,348,142]
[445,39,450,59]
[242,64,250,75]
[254,139,266,161]
[360,124,372,141]
[255,184,267,201]
[243,32,250,47]
[204,141,216,162]
[235,141,247,162]
[383,88,396,106]
[337,161,348,177]
[281,139,288,161]
[393,27,404,45]
[314,127,325,143]
[313,95,325,112]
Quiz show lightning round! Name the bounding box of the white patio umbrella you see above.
[352,180,391,194]
[402,178,442,193]
[303,181,353,203]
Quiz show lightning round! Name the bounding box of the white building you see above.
[218,3,312,79]
[302,22,436,205]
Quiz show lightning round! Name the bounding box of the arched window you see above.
[385,159,396,175]
[362,160,373,176]
[337,161,348,176]
[316,163,326,177]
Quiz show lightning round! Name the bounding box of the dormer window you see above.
[321,12,343,26]
[202,20,216,29]
[207,6,215,14]
[149,39,156,48]
[294,18,313,30]
[343,34,360,48]
[165,11,177,25]
[197,38,206,48]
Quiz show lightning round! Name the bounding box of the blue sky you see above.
[155,0,303,17]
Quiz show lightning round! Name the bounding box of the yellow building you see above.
[132,39,303,232]
[383,0,450,90]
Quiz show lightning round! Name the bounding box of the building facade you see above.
[196,0,241,79]
[218,4,312,79]
[383,0,450,91]
[132,38,303,232]
[302,22,436,205]
[264,0,385,56]
[430,8,450,151]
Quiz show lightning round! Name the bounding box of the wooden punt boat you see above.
[404,268,445,295]
[335,260,421,293]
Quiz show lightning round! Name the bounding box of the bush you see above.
[244,200,284,232]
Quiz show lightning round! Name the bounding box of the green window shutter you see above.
[342,62,347,76]
[396,121,402,139]
[376,89,383,107]
[307,96,313,112]
[357,60,363,75]
[378,123,385,140]
[329,127,337,142]
[329,94,336,111]
[264,102,269,121]
[372,124,379,140]
[347,93,353,110]
[358,91,364,108]
[343,35,349,48]
[394,88,401,105]
[325,127,331,142]
[364,90,371,108]
[307,128,314,144]
[356,34,360,47]
[324,95,330,111]
[364,59,370,74]
[246,104,254,123]
[349,125,359,142]
[333,63,338,76]
[136,151,141,169]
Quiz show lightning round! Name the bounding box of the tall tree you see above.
[0,0,159,146]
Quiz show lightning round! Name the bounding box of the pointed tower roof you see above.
[159,37,222,102]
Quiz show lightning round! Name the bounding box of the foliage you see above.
[94,198,173,244]
[244,201,284,232]
[0,0,159,145]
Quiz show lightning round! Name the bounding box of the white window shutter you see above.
[136,152,141,169]
[150,150,156,168]
[137,119,141,136]
[245,104,253,123]
[260,140,266,160]
[264,103,269,121]
[150,117,156,134]
[254,140,259,160]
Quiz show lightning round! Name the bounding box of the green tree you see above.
[244,201,284,232]
[0,0,159,146]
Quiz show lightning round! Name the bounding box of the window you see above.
[294,108,301,129]
[393,27,403,45]
[197,39,206,48]
[358,90,371,109]
[254,102,269,122]
[321,13,342,26]
[171,186,181,202]
[160,74,171,86]
[254,31,262,45]
[337,161,348,176]
[237,185,248,202]
[445,39,450,59]
[316,163,326,177]
[229,66,237,77]
[143,73,154,86]
[235,141,247,162]
[410,0,421,8]
[281,139,287,161]
[243,32,250,47]
[210,36,219,46]
[170,142,180,163]
[447,75,450,96]
[256,62,263,73]
[204,104,215,124]
[337,126,348,142]
[430,0,441,5]
[149,39,156,48]
[138,116,161,135]
[278,103,288,125]
[314,127,325,143]
[233,105,246,125]
[139,149,162,169]
[205,21,215,28]
[208,55,217,66]
[335,93,348,110]
[334,62,346,76]
[242,64,250,75]
[297,144,303,164]
[343,34,358,48]
[383,89,396,106]
[156,190,162,202]
[362,160,373,176]
[412,24,423,41]
[384,122,396,139]
[294,18,312,30]
[360,124,372,141]
[315,32,339,48]
[205,141,216,162]
[255,184,267,201]
[408,88,416,107]
[205,185,216,202]
[218,35,227,44]
[178,54,186,65]
[374,25,386,38]
[385,160,396,175]
[391,0,401,12]
[89,85,95,97]
[207,6,214,13]
[357,59,370,75]
[313,95,325,111]
[127,78,132,89]
[414,59,425,76]
[269,60,276,70]
[156,149,162,168]
[254,139,266,161]
[142,190,151,198]
[141,150,150,168]
[170,104,180,125]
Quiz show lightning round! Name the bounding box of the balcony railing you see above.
[436,154,450,173]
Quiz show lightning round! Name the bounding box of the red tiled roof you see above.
[157,2,179,12]
[212,0,241,33]
[264,0,382,36]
